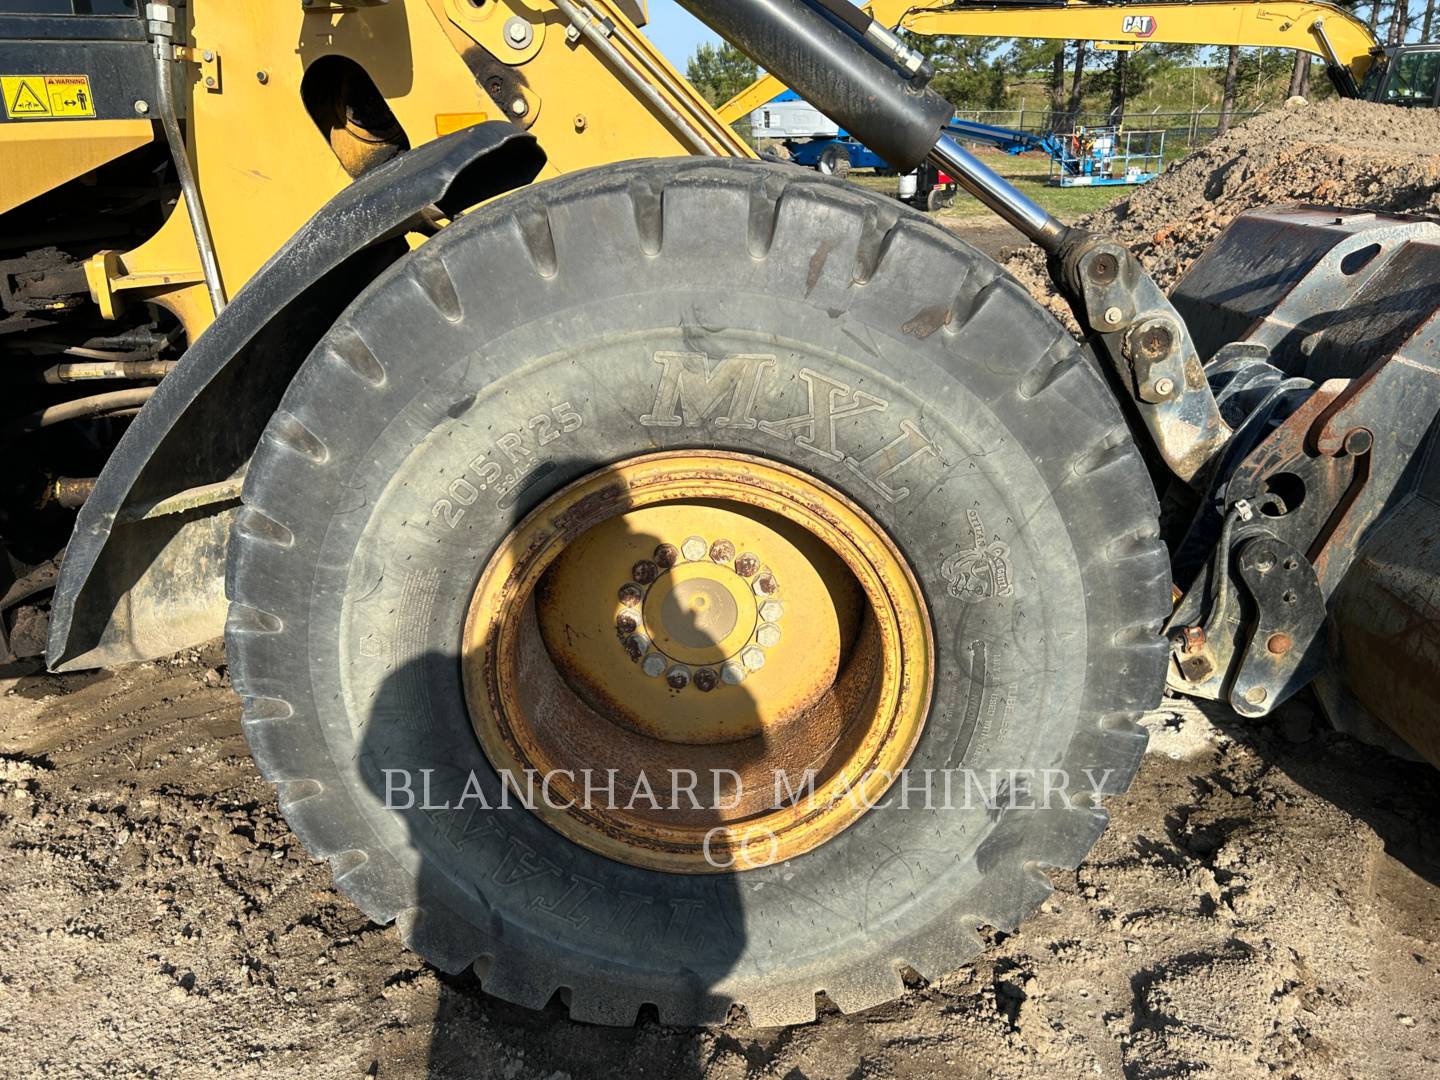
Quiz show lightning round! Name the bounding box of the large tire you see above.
[227,158,1170,1027]
[817,142,852,180]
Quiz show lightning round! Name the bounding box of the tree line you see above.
[686,0,1439,138]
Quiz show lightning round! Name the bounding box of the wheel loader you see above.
[1,0,1437,1028]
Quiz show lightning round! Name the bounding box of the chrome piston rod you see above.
[929,134,1069,253]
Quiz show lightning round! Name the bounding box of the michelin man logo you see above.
[942,509,1015,602]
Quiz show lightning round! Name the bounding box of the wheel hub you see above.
[462,452,934,873]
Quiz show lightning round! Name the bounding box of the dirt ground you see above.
[2,644,1437,1079]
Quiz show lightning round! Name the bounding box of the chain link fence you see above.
[950,107,1267,151]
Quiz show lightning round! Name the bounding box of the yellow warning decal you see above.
[2,75,97,120]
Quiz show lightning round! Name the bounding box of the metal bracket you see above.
[1056,232,1233,484]
[174,45,221,93]
[1229,537,1326,716]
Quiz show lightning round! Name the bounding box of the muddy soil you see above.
[2,646,1437,1079]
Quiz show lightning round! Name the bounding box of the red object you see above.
[937,171,953,184]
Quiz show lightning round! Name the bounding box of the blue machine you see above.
[944,119,1164,188]
[749,90,889,174]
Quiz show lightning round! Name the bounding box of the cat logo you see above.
[1121,15,1158,38]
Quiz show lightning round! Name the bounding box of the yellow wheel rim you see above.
[461,451,933,873]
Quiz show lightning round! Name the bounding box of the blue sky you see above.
[644,1,720,66]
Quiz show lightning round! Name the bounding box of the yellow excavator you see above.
[720,0,1440,125]
[3,0,1438,1028]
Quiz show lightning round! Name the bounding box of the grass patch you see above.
[850,150,1133,224]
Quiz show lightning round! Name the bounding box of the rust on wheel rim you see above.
[461,451,933,873]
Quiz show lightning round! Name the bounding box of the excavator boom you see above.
[719,0,1385,124]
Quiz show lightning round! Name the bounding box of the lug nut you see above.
[616,613,638,636]
[653,543,679,569]
[741,646,766,671]
[753,572,778,596]
[681,536,708,562]
[735,553,760,578]
[710,539,736,564]
[632,560,659,585]
[720,661,746,685]
[618,582,643,608]
[667,666,691,690]
[756,624,782,648]
[693,668,719,693]
[624,635,649,662]
[759,600,784,622]
[642,653,668,678]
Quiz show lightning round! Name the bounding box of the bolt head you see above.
[759,600,783,622]
[735,553,760,578]
[741,646,766,671]
[753,572,778,596]
[1104,306,1124,326]
[202,49,214,61]
[510,97,528,117]
[681,536,708,562]
[709,539,737,564]
[624,635,649,663]
[573,113,588,131]
[133,99,150,114]
[1153,376,1176,397]
[507,20,529,42]
[720,661,746,685]
[1343,427,1373,456]
[693,668,719,693]
[756,624,782,648]
[204,76,215,87]
[1243,686,1269,706]
[666,666,691,690]
[642,653,668,678]
[255,71,268,85]
[1266,632,1293,656]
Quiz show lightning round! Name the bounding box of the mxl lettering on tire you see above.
[227,159,1171,1026]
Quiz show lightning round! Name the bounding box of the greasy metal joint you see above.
[1054,233,1232,485]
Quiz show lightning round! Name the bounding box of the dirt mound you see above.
[1005,98,1440,320]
